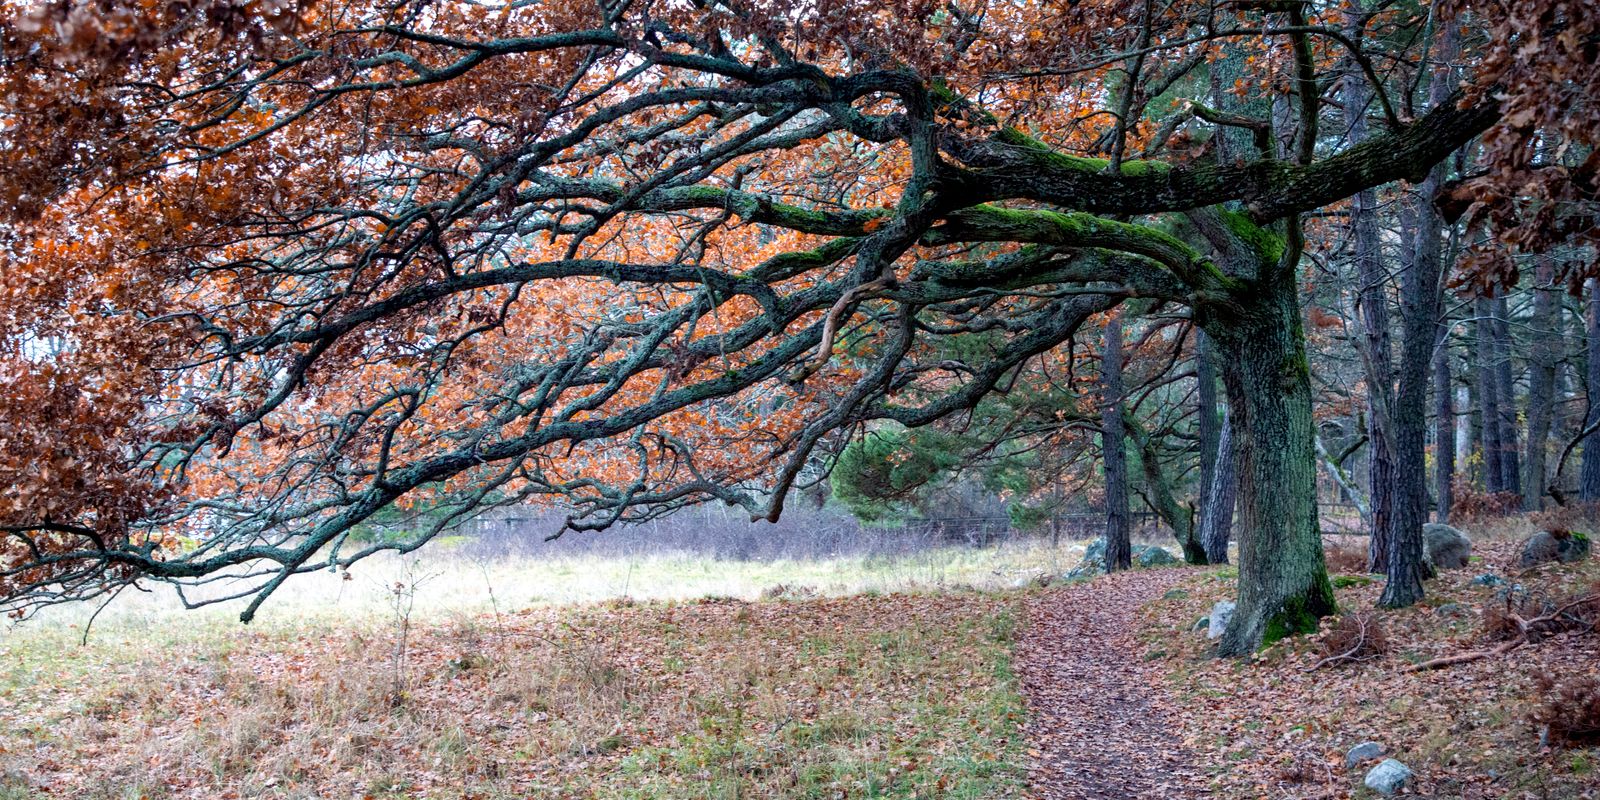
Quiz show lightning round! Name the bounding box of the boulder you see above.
[1422,523,1472,570]
[1065,538,1182,578]
[1519,530,1593,568]
[1345,741,1384,770]
[1206,600,1236,640]
[1135,545,1180,568]
[1363,759,1413,796]
[1469,573,1506,588]
[1064,538,1108,579]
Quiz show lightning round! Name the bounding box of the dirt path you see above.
[1017,569,1207,799]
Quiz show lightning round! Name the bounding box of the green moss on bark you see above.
[1260,576,1337,645]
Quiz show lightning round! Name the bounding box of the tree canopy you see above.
[1,0,1592,650]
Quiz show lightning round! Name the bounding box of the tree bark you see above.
[1101,310,1132,572]
[1584,279,1600,502]
[1477,297,1505,493]
[1433,337,1455,523]
[1201,406,1237,564]
[1341,26,1396,574]
[1130,419,1206,563]
[1492,294,1523,500]
[1377,150,1449,608]
[1197,329,1221,510]
[1209,257,1337,656]
[1524,263,1559,508]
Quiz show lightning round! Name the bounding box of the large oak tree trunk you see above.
[1101,310,1132,572]
[1210,268,1336,656]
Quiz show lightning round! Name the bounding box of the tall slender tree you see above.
[1101,311,1132,573]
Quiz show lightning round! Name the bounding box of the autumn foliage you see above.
[0,0,1591,637]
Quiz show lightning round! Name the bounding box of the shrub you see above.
[1313,612,1390,667]
[1451,478,1523,522]
[1530,675,1600,747]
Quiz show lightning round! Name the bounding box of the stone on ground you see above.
[1206,600,1235,640]
[1345,741,1384,770]
[1519,530,1592,568]
[1066,537,1182,578]
[1363,759,1413,795]
[1422,523,1472,570]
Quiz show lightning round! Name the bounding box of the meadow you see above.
[0,534,1089,799]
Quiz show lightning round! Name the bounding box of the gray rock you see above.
[1064,538,1108,579]
[1423,523,1472,570]
[1135,545,1180,568]
[1519,530,1592,568]
[1065,538,1182,578]
[1363,759,1413,796]
[1206,600,1236,640]
[1469,573,1506,588]
[1493,583,1530,604]
[1345,741,1385,770]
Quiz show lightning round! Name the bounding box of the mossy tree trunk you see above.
[1206,255,1337,656]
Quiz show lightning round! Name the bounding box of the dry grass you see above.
[1,594,1026,799]
[0,543,1061,799]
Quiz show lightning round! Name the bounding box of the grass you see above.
[0,540,1073,799]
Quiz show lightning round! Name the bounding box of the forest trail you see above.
[1018,569,1207,799]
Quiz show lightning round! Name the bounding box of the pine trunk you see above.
[1201,406,1237,564]
[1377,153,1448,608]
[1433,339,1454,523]
[1102,310,1132,572]
[1477,299,1504,493]
[1524,263,1558,508]
[1492,295,1522,499]
[1583,279,1600,501]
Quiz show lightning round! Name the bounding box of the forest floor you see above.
[1017,570,1205,799]
[1137,535,1600,800]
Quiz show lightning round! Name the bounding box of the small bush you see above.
[760,583,818,601]
[1314,612,1390,667]
[1530,675,1600,747]
[1482,585,1600,643]
[1451,479,1523,522]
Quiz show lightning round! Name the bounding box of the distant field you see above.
[0,539,1082,799]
